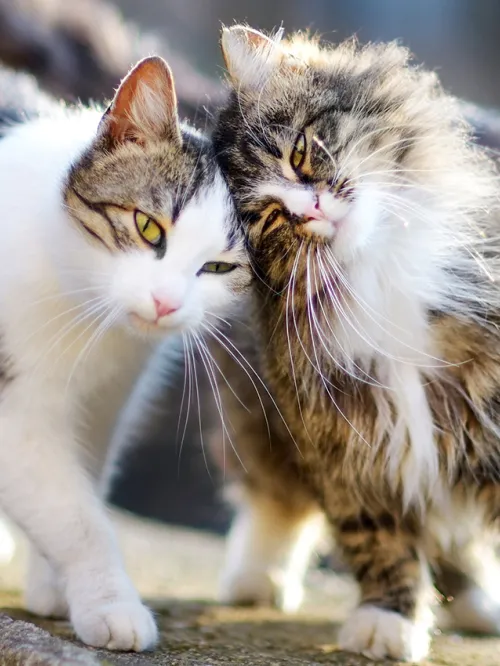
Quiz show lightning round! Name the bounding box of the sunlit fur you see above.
[0,57,249,651]
[213,26,500,661]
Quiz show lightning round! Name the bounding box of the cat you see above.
[0,55,249,651]
[211,25,500,662]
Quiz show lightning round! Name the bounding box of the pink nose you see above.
[153,296,180,319]
[305,198,325,221]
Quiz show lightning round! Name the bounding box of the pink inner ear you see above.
[108,75,139,143]
[106,57,178,145]
[245,29,271,49]
[222,27,267,69]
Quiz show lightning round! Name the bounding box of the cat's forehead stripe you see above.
[224,226,241,252]
[67,187,135,252]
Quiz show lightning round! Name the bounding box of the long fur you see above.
[212,27,500,662]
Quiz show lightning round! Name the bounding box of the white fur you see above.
[257,182,351,233]
[440,586,500,635]
[427,495,500,634]
[106,172,243,333]
[0,108,244,649]
[257,167,470,505]
[222,26,284,90]
[219,495,323,613]
[25,550,68,618]
[439,559,500,635]
[338,605,432,662]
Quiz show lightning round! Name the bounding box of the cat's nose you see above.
[152,295,180,319]
[305,197,326,221]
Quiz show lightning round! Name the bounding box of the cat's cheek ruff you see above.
[197,271,246,317]
[242,186,453,508]
[330,186,381,261]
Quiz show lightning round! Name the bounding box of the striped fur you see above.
[212,27,500,661]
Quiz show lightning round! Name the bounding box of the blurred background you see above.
[117,0,500,109]
[2,0,500,535]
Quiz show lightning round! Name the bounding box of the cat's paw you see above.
[71,599,158,651]
[25,556,68,619]
[338,605,431,662]
[442,585,500,634]
[219,567,304,613]
[25,579,68,619]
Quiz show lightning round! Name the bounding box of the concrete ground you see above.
[0,511,498,665]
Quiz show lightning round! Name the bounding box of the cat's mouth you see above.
[128,312,171,334]
[289,193,350,241]
[296,214,347,241]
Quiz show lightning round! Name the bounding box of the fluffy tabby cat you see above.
[0,57,249,650]
[211,26,500,661]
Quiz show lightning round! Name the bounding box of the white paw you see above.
[338,605,431,662]
[71,599,158,651]
[219,568,304,613]
[25,579,68,619]
[444,586,500,635]
[25,556,68,619]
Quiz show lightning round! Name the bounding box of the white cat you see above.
[0,57,249,650]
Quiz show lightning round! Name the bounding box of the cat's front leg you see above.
[335,508,434,662]
[0,404,157,651]
[25,353,151,624]
[436,482,500,636]
[220,484,323,612]
[25,548,68,618]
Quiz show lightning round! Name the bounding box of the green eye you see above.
[200,262,237,274]
[291,132,306,170]
[135,211,163,247]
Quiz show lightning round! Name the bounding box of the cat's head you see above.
[63,56,250,337]
[214,26,495,298]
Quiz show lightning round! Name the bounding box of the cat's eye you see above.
[200,262,237,274]
[291,133,307,171]
[135,211,163,247]
[262,208,281,234]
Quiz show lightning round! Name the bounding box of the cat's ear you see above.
[221,25,284,89]
[99,56,181,146]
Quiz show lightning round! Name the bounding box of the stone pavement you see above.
[0,511,498,665]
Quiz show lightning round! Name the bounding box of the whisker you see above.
[202,321,303,457]
[65,306,121,392]
[177,333,194,474]
[322,247,465,368]
[28,299,112,380]
[291,247,370,446]
[285,243,315,445]
[21,295,106,345]
[192,331,247,473]
[186,334,212,481]
[311,247,387,389]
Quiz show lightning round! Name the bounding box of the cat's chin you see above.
[300,219,337,240]
[126,312,185,338]
[295,215,348,243]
